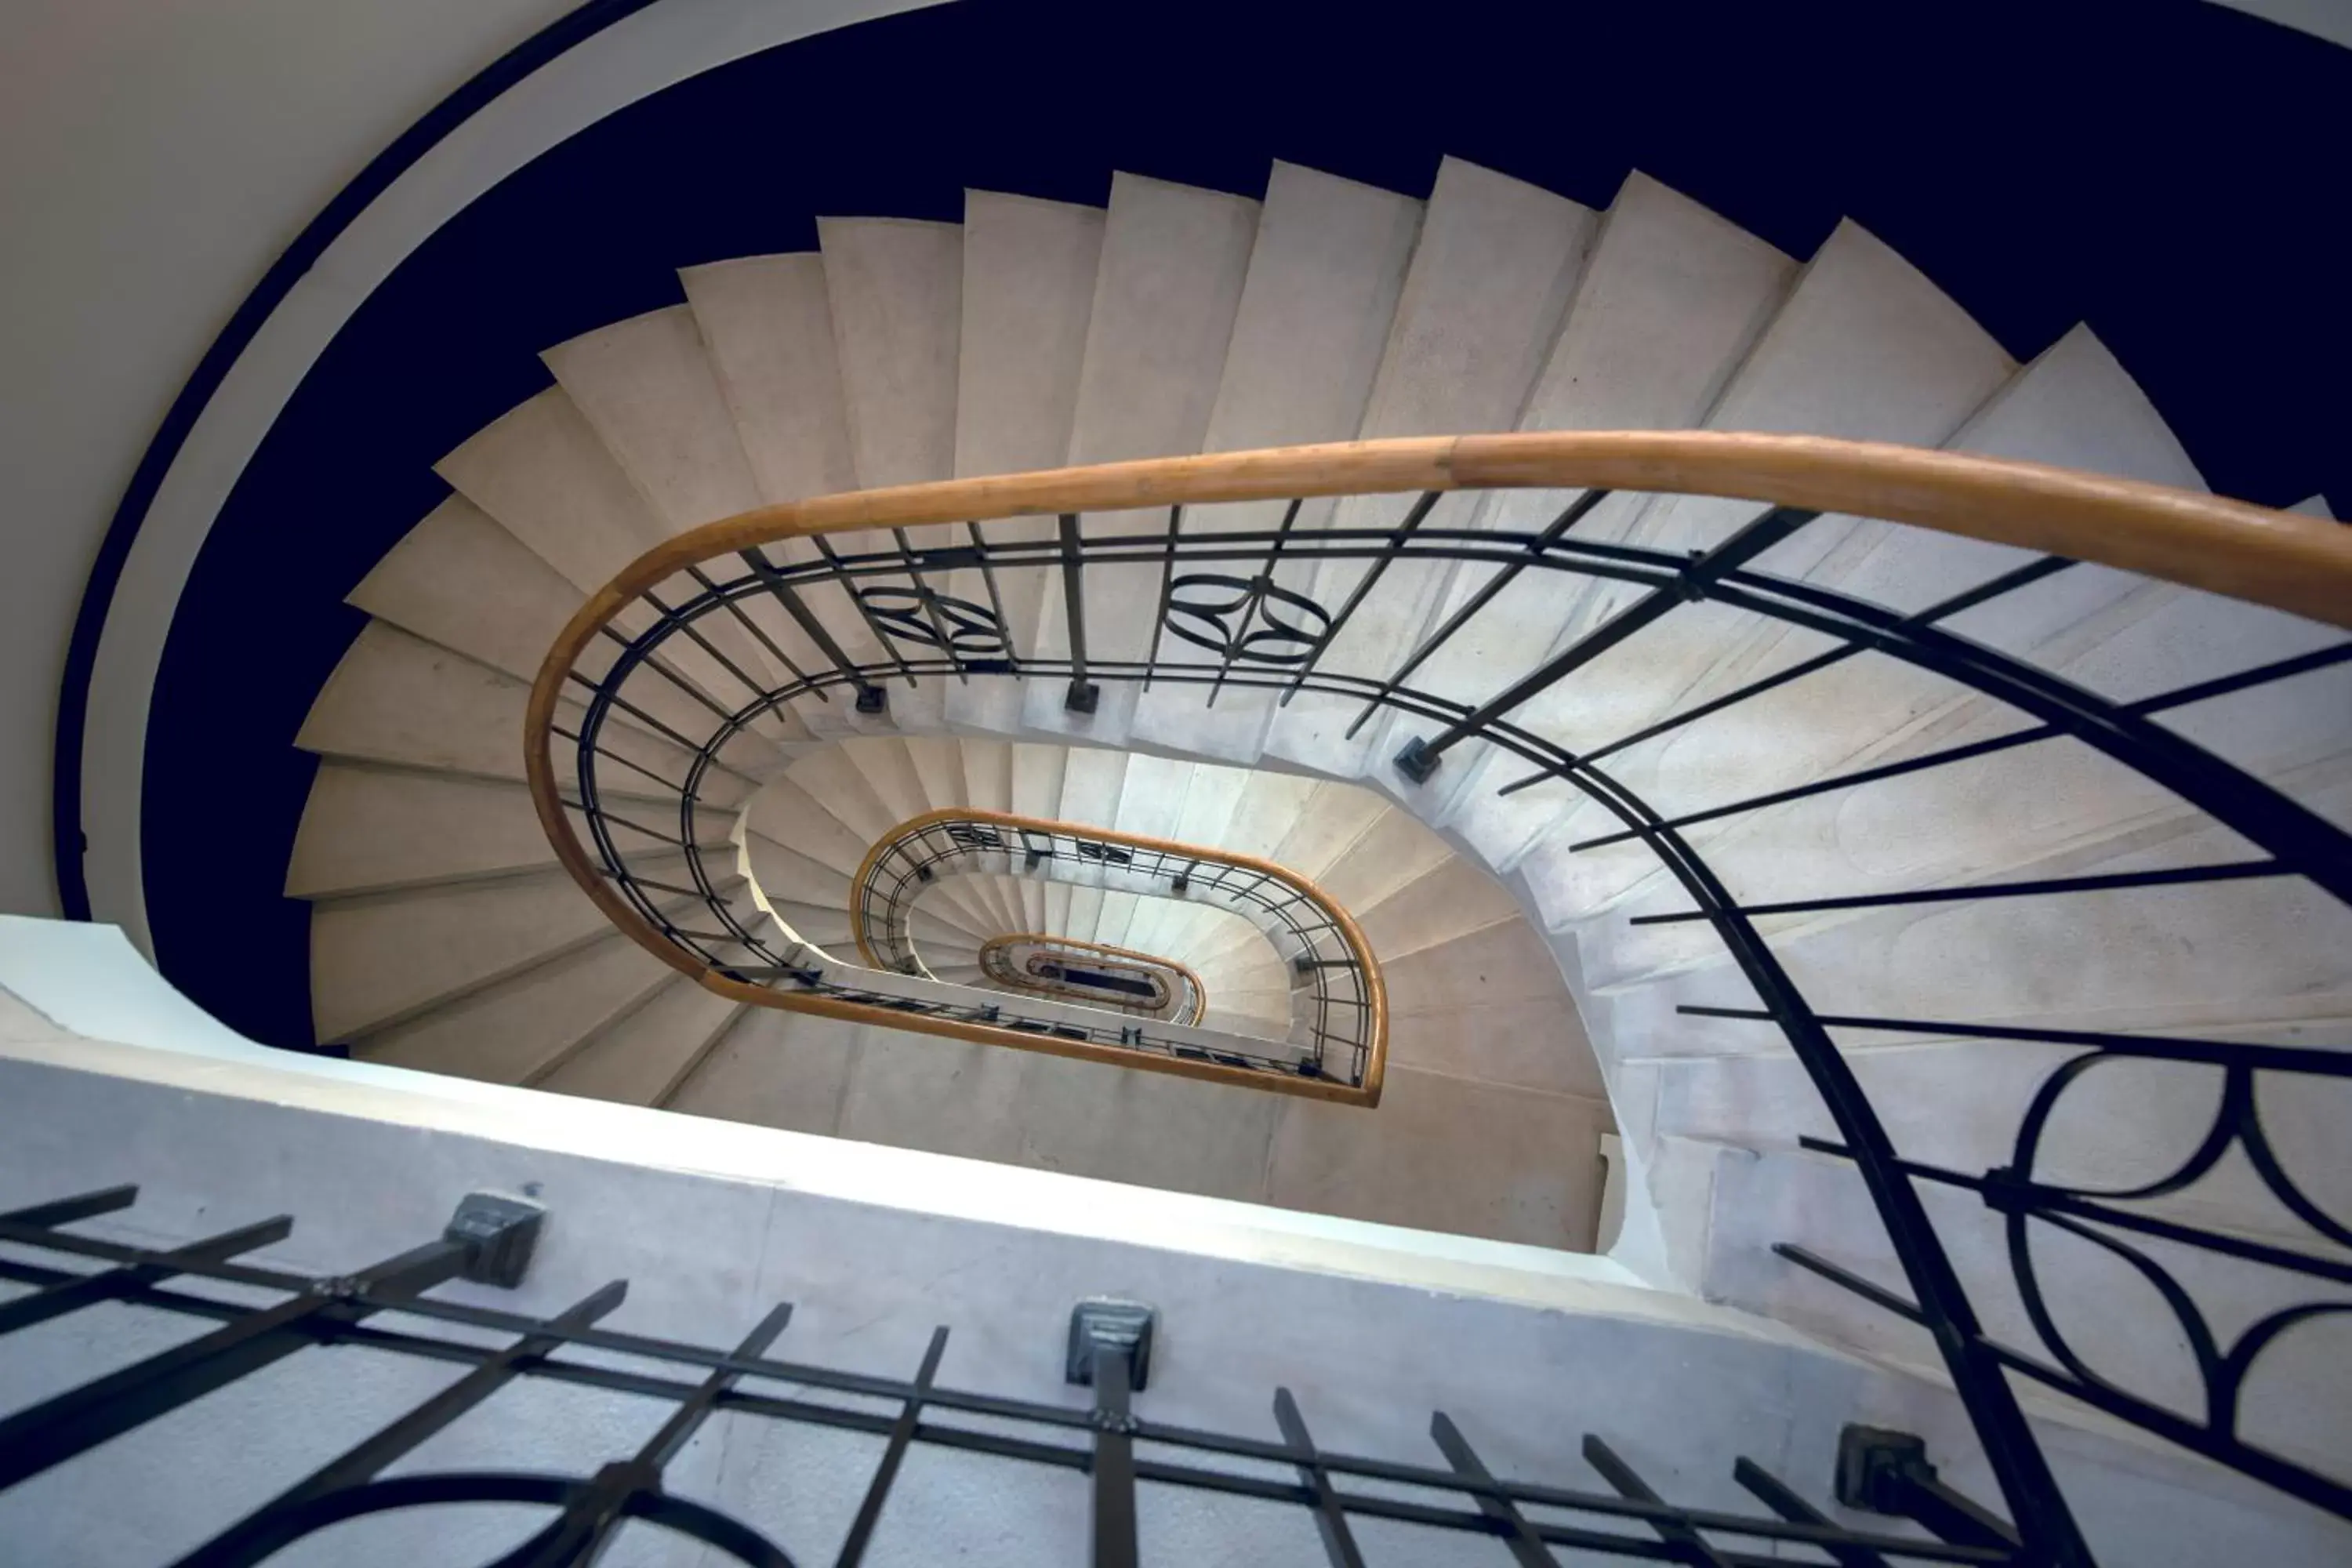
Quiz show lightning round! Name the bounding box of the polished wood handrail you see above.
[848,806,1385,1095]
[526,432,2346,1112]
[544,431,2352,635]
[975,932,1210,1025]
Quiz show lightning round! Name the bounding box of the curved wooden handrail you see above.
[543,431,2352,636]
[525,431,2346,1112]
[975,932,1209,1025]
[847,806,1385,1091]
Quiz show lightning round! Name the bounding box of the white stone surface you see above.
[286,764,555,898]
[539,975,742,1105]
[5,924,2333,1567]
[1269,156,1596,780]
[541,303,765,533]
[434,387,670,594]
[1026,172,1260,744]
[1131,162,1425,761]
[681,252,860,505]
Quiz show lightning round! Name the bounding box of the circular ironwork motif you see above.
[856,586,1007,655]
[193,1468,796,1566]
[1162,573,1333,666]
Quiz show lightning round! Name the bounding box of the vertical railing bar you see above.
[1272,1388,1367,1568]
[1206,497,1303,707]
[640,588,774,711]
[170,1281,632,1568]
[0,1215,294,1338]
[1279,490,1444,705]
[1090,1340,1141,1568]
[741,546,882,708]
[1729,1457,1893,1568]
[891,525,971,684]
[1344,488,1613,737]
[592,619,742,728]
[1562,550,2075,770]
[1142,505,1182,691]
[634,1301,797,1469]
[564,667,724,761]
[495,1301,796,1568]
[555,735,696,804]
[1625,856,2284,925]
[1428,1412,1558,1567]
[688,562,823,691]
[1581,1435,1736,1568]
[834,1326,951,1567]
[0,1184,140,1228]
[811,534,922,690]
[1552,724,2059,844]
[1398,505,1817,779]
[2127,636,2352,715]
[1058,513,1099,713]
[0,1236,472,1491]
[965,521,1020,670]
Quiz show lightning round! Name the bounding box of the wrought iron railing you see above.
[528,430,2352,1564]
[975,932,1207,1025]
[851,808,1377,1079]
[0,1178,2041,1565]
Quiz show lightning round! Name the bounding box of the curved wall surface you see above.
[5,0,2346,1045]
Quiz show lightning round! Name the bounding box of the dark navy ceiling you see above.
[146,0,2350,1049]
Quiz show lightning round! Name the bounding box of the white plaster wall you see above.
[0,0,943,928]
[0,0,564,917]
[0,917,2341,1564]
[3,0,2339,930]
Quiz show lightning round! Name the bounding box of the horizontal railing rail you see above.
[529,430,2352,1566]
[850,808,1381,1094]
[0,1180,2032,1566]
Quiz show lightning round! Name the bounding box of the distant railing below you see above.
[527,430,2352,1563]
[851,808,1383,1099]
[975,933,1207,1025]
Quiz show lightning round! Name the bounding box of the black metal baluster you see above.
[811,534,922,691]
[0,1214,292,1336]
[1279,490,1443,706]
[592,622,742,730]
[965,521,1019,671]
[1491,552,2074,789]
[1581,1436,1733,1568]
[1272,1388,1366,1568]
[1068,1300,1154,1568]
[834,1326,949,1567]
[1396,505,1816,782]
[0,1182,2084,1563]
[565,668,727,760]
[641,589,778,706]
[688,562,826,695]
[1142,505,1182,691]
[1428,1412,1556,1566]
[741,546,888,713]
[1058,513,1100,713]
[891,526,970,683]
[1344,488,1612,738]
[1629,857,2284,925]
[176,1281,631,1568]
[0,1238,468,1490]
[1730,1456,1891,1568]
[1558,724,2057,840]
[1835,1427,2024,1556]
[1206,498,1304,707]
[495,1301,796,1568]
[0,1183,138,1228]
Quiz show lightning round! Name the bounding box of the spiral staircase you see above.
[270,150,2352,1559]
